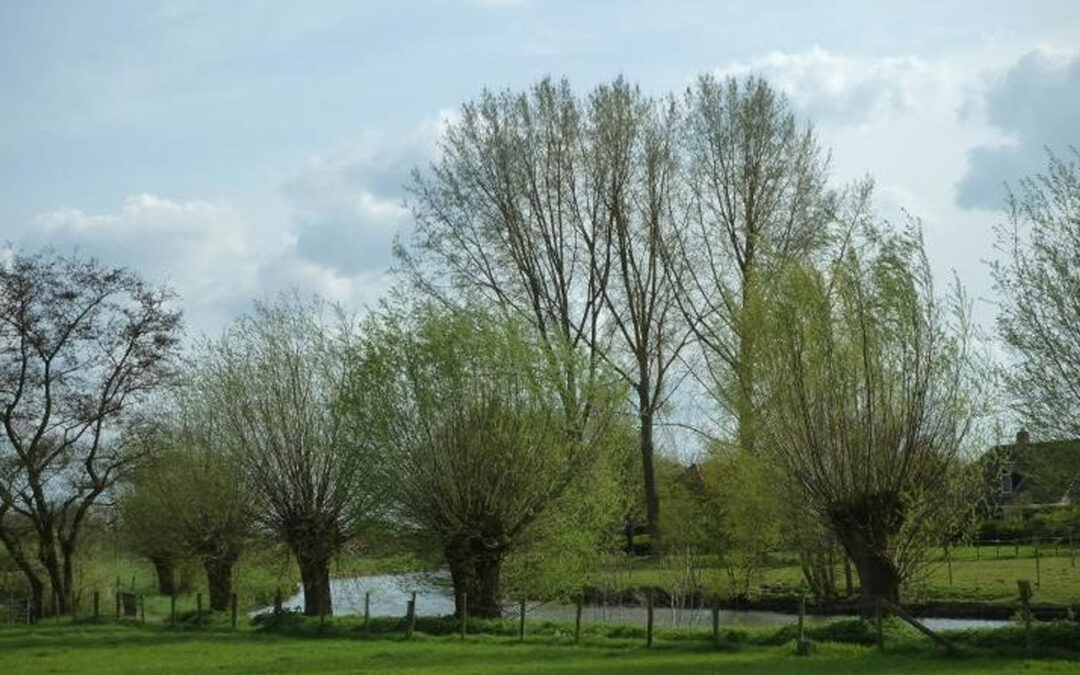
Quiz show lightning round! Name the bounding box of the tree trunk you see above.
[849,547,900,618]
[471,551,503,618]
[0,529,46,620]
[295,549,331,617]
[639,399,660,542]
[446,539,504,618]
[27,572,44,623]
[203,557,235,612]
[844,555,854,597]
[737,269,758,456]
[38,533,67,617]
[61,539,77,615]
[150,556,177,596]
[829,492,904,618]
[36,527,63,617]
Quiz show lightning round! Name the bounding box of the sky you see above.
[2,0,1079,340]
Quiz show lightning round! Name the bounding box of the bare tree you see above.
[992,147,1080,439]
[403,77,693,539]
[755,222,979,617]
[200,295,378,617]
[402,78,610,424]
[592,81,692,539]
[0,249,181,617]
[671,75,836,453]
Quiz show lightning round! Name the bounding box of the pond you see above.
[267,571,1009,632]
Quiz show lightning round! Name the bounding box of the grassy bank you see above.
[1,620,1079,674]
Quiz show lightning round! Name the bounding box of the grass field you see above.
[591,546,1080,605]
[1,622,1078,675]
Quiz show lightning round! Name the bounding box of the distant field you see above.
[591,547,1080,606]
[1,623,1079,675]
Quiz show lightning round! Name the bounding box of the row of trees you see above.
[401,74,981,616]
[2,73,1074,622]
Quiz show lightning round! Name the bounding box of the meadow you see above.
[2,618,1079,675]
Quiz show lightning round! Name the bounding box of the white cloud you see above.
[715,47,935,125]
[710,46,1028,327]
[956,48,1080,209]
[34,194,283,336]
[26,114,451,338]
[282,111,452,275]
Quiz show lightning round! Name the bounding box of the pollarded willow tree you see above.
[402,77,688,540]
[119,391,251,611]
[0,249,182,617]
[200,295,380,617]
[755,222,981,618]
[345,305,624,618]
[992,148,1080,439]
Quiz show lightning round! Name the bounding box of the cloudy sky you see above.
[2,0,1079,337]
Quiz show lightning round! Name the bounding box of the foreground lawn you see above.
[1,624,1077,675]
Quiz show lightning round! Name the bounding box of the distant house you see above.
[984,429,1080,514]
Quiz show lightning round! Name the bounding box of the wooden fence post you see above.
[518,597,526,642]
[273,588,282,615]
[574,595,582,644]
[115,590,121,620]
[711,597,720,649]
[364,591,371,633]
[93,591,99,620]
[459,592,467,640]
[1018,580,1033,657]
[946,545,953,586]
[196,592,203,625]
[798,595,805,642]
[1034,540,1042,586]
[410,591,417,636]
[796,594,814,656]
[140,595,145,625]
[645,592,654,648]
[230,593,238,629]
[170,593,176,627]
[405,597,415,639]
[875,598,884,651]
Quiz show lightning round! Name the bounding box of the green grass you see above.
[589,549,1080,606]
[1,622,1078,674]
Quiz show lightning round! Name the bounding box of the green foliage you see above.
[979,507,1080,542]
[708,451,784,599]
[345,303,629,608]
[992,148,1080,441]
[754,218,984,601]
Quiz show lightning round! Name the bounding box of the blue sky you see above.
[2,0,1079,337]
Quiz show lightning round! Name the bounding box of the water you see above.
[267,571,1009,632]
